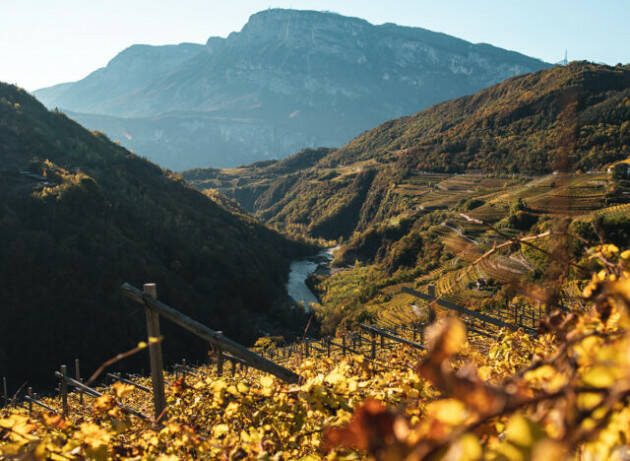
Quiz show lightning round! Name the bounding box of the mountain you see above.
[183,62,630,240]
[34,9,550,170]
[0,82,313,388]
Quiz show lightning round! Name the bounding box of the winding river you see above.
[286,247,337,309]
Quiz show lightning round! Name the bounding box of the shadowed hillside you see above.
[0,83,314,388]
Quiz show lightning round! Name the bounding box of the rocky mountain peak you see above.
[34,9,551,170]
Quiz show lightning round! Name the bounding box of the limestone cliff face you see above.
[34,9,550,170]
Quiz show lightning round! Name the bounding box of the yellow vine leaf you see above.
[112,381,136,398]
[74,422,111,448]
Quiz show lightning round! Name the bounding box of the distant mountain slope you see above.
[0,83,313,387]
[34,9,550,170]
[34,43,204,114]
[183,62,630,239]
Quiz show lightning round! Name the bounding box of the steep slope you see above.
[0,83,313,388]
[33,43,204,114]
[34,9,550,170]
[184,62,630,240]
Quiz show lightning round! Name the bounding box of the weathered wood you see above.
[222,352,249,368]
[60,365,68,416]
[341,335,347,356]
[24,392,57,414]
[326,338,331,357]
[55,371,148,419]
[121,282,300,384]
[143,283,167,420]
[329,339,362,356]
[217,346,224,375]
[307,342,326,354]
[401,287,537,336]
[370,332,376,360]
[107,373,151,393]
[27,387,33,413]
[74,359,83,405]
[465,324,497,339]
[360,324,425,350]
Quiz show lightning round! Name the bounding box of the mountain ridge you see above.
[34,8,550,170]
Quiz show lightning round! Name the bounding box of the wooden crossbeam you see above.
[107,373,151,393]
[359,324,425,350]
[401,287,537,336]
[24,395,57,414]
[55,371,149,420]
[121,283,300,384]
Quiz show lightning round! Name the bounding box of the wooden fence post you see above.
[371,332,376,360]
[326,338,331,357]
[217,346,224,376]
[342,335,346,356]
[75,358,83,405]
[60,365,68,417]
[2,377,7,407]
[27,387,33,414]
[143,283,167,420]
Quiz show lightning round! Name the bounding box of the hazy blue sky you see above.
[2,0,629,91]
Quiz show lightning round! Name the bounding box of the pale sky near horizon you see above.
[1,0,629,91]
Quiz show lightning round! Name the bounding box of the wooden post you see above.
[60,365,68,417]
[122,283,300,383]
[216,346,224,376]
[326,338,331,357]
[371,332,376,360]
[182,359,187,380]
[143,283,167,420]
[428,284,436,298]
[2,377,7,407]
[380,333,384,349]
[342,335,346,356]
[75,358,83,405]
[230,359,236,377]
[27,387,33,414]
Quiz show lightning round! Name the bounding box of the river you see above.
[286,247,338,309]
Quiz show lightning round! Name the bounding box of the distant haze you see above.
[1,0,629,91]
[32,9,550,170]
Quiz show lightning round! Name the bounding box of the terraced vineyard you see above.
[2,244,629,460]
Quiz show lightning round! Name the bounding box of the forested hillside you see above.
[0,83,314,388]
[184,62,630,240]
